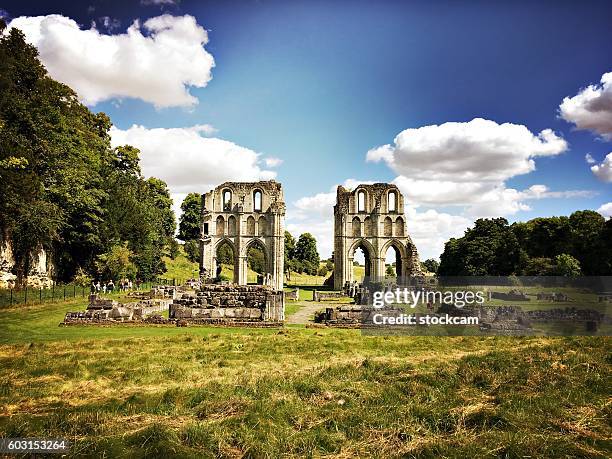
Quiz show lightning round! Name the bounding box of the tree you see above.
[438,218,524,276]
[96,243,137,281]
[568,210,605,275]
[421,258,439,274]
[178,193,201,241]
[385,265,395,277]
[183,240,200,264]
[294,233,320,267]
[553,253,581,277]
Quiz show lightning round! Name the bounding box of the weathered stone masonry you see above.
[333,183,422,289]
[199,181,285,291]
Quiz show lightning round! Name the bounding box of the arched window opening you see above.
[385,245,402,279]
[258,216,267,236]
[384,217,393,237]
[388,191,397,212]
[247,242,267,284]
[364,216,372,236]
[216,240,235,282]
[352,243,371,283]
[357,190,366,212]
[246,216,256,236]
[253,190,262,212]
[222,189,232,211]
[395,217,405,236]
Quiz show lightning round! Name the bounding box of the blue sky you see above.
[2,0,611,258]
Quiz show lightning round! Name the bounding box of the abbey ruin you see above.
[333,183,421,289]
[199,181,286,291]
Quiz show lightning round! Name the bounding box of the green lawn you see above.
[0,301,609,457]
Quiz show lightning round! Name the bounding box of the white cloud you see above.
[367,118,567,182]
[559,72,612,138]
[110,124,276,217]
[7,14,215,108]
[404,207,472,260]
[597,202,612,218]
[585,153,596,164]
[590,152,612,182]
[264,157,284,167]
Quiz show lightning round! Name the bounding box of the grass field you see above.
[0,299,610,457]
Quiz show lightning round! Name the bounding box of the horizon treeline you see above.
[439,212,612,276]
[0,23,175,284]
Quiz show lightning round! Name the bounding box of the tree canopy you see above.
[438,212,611,276]
[0,25,175,283]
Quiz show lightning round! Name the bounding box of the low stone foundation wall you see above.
[63,294,172,323]
[312,290,349,302]
[170,284,284,322]
[284,288,299,301]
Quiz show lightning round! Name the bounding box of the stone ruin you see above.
[62,293,173,324]
[314,301,608,334]
[200,181,285,290]
[170,284,284,324]
[333,183,422,290]
[284,288,299,301]
[62,284,285,327]
[0,238,53,289]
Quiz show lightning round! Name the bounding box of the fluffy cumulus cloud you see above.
[585,153,596,164]
[7,14,215,108]
[367,118,567,182]
[590,152,612,182]
[110,124,276,218]
[597,202,612,218]
[559,72,612,138]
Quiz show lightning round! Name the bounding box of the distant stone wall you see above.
[170,284,284,322]
[284,288,299,301]
[312,290,348,302]
[62,294,172,323]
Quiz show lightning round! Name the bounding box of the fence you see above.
[0,277,184,308]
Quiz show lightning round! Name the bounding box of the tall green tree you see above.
[294,233,320,267]
[178,193,202,241]
[439,218,524,276]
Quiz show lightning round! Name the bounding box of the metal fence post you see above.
[24,286,28,305]
[63,286,66,301]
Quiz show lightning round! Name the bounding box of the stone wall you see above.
[170,284,284,322]
[312,290,349,302]
[284,288,299,301]
[63,294,172,323]
[200,180,285,290]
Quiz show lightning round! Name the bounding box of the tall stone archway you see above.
[333,183,421,289]
[200,181,285,290]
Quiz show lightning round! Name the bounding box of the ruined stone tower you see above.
[333,183,421,289]
[200,181,285,290]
